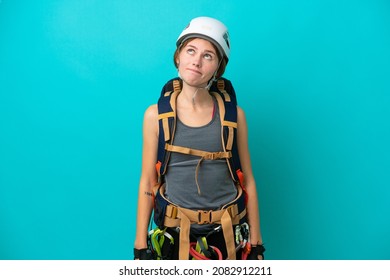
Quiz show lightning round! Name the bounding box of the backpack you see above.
[155,77,246,197]
[152,78,249,260]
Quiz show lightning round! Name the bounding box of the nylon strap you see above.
[211,92,237,181]
[163,204,247,227]
[173,79,181,92]
[162,118,170,142]
[164,205,247,260]
[212,94,237,151]
[165,143,232,194]
[178,208,191,260]
[174,207,242,260]
[217,79,231,102]
[156,184,246,260]
[221,210,235,260]
[165,144,231,159]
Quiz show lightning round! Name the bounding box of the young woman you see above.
[134,17,264,260]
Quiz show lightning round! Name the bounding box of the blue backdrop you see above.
[1,0,389,260]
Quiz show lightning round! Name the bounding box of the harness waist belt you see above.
[164,204,246,227]
[155,184,247,260]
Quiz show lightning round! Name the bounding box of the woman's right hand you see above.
[133,248,154,260]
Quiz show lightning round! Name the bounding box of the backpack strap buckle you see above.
[198,210,212,224]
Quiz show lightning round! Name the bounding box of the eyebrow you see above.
[186,44,217,55]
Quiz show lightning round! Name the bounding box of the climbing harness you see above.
[152,182,247,260]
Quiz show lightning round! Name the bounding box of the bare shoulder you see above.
[143,104,159,138]
[237,106,247,123]
[144,104,158,121]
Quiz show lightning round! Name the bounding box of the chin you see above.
[181,76,208,88]
[183,80,208,88]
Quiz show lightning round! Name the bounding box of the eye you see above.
[203,53,214,60]
[186,48,195,55]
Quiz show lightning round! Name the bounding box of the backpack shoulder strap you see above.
[156,78,181,177]
[156,77,244,188]
[210,78,243,186]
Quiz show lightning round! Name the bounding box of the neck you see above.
[179,82,212,108]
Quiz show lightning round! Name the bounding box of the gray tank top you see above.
[164,98,237,212]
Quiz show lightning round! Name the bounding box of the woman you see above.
[134,16,264,260]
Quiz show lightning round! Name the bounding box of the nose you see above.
[192,54,202,67]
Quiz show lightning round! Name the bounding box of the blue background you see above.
[1,0,389,260]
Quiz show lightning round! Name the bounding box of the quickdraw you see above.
[148,228,174,260]
[234,222,251,260]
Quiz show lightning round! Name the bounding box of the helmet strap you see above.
[192,88,201,107]
[206,58,223,90]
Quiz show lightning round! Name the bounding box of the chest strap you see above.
[165,143,232,195]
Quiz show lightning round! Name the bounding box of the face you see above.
[176,38,220,88]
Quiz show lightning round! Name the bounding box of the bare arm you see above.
[134,104,159,250]
[237,107,264,250]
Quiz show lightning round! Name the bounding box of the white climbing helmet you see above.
[176,16,230,62]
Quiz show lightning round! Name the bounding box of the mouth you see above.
[186,68,202,76]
